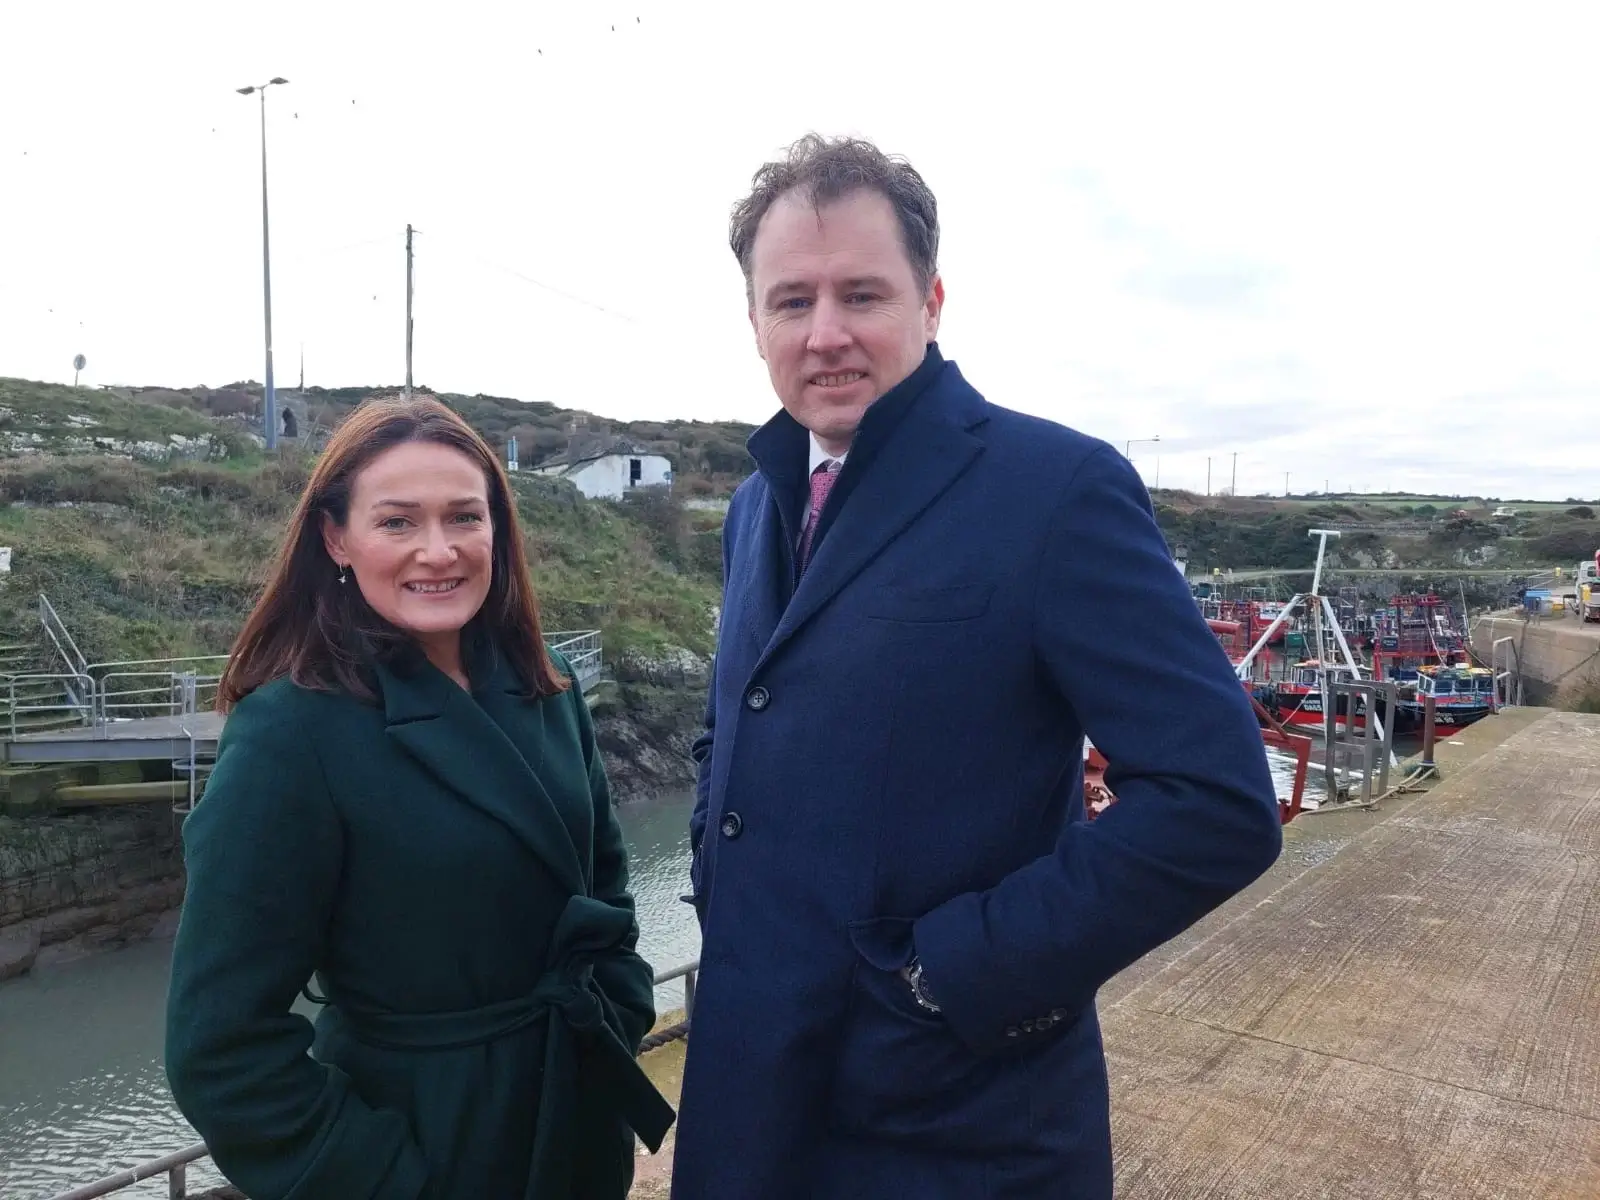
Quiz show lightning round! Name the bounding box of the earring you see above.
[338,565,348,584]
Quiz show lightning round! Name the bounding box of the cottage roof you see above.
[534,437,664,472]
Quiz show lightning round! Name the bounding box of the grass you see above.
[0,453,720,667]
[0,377,249,459]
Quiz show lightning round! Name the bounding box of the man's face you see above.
[748,188,944,456]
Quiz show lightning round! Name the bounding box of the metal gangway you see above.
[2,595,605,766]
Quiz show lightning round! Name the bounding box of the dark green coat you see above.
[164,647,675,1200]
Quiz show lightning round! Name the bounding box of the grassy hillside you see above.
[0,376,729,666]
[1151,491,1597,575]
[0,451,721,668]
[110,378,760,496]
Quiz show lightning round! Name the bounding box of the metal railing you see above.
[545,630,603,686]
[1320,679,1398,809]
[38,593,89,679]
[1491,635,1524,709]
[3,672,97,739]
[42,959,699,1200]
[6,602,605,750]
[92,660,228,722]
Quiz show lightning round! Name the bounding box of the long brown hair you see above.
[217,395,570,711]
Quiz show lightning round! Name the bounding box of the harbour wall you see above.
[1471,613,1600,707]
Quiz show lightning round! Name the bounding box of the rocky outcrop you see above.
[593,679,706,804]
[591,650,709,804]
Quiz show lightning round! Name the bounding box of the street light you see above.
[237,76,289,450]
[1125,436,1161,488]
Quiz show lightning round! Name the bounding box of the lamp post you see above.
[1125,436,1161,487]
[237,77,289,450]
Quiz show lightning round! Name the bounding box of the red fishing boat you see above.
[1084,689,1311,825]
[1251,658,1369,732]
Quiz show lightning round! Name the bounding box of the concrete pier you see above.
[625,707,1600,1197]
[1103,707,1600,1199]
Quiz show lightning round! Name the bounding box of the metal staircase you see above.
[0,619,92,739]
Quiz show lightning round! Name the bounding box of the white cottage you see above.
[533,437,673,500]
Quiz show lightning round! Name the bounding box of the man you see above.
[673,134,1282,1200]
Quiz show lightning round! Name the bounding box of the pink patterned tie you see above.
[798,460,841,572]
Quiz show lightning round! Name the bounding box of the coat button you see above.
[720,811,744,839]
[744,686,770,711]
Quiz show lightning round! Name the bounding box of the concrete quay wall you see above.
[1472,613,1600,706]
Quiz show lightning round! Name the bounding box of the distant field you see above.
[1274,495,1588,513]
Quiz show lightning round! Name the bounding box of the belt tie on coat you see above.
[334,894,676,1199]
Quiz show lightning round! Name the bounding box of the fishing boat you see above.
[1252,599,1289,645]
[1231,529,1385,740]
[1369,594,1480,729]
[1401,663,1496,729]
[1251,658,1368,731]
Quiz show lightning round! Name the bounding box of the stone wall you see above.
[0,801,184,980]
[1471,615,1600,707]
[0,681,705,983]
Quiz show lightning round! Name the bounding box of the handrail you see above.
[96,670,220,722]
[41,957,700,1200]
[546,630,603,682]
[1490,635,1523,709]
[45,1141,213,1200]
[86,654,231,676]
[4,672,96,740]
[4,608,605,749]
[38,593,89,678]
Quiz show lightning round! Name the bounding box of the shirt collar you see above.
[808,435,846,475]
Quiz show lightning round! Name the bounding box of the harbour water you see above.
[1,755,1312,1197]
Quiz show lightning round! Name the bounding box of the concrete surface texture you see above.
[1473,613,1600,707]
[1103,708,1600,1199]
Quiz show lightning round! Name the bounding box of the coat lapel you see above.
[749,362,988,675]
[376,655,587,896]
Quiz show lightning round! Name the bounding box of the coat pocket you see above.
[827,917,1030,1156]
[861,582,994,624]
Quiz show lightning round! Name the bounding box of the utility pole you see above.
[237,76,289,450]
[1285,470,1291,497]
[404,224,415,398]
[1231,451,1237,496]
[1206,457,1212,497]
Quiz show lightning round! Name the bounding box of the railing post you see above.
[683,967,696,1019]
[168,1162,186,1200]
[1421,694,1438,769]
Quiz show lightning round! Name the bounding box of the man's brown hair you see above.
[729,133,940,305]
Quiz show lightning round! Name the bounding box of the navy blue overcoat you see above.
[673,346,1281,1199]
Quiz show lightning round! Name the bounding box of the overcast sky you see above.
[2,1,1595,499]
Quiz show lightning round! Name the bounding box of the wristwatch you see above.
[903,956,942,1013]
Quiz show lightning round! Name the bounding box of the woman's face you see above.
[322,440,496,649]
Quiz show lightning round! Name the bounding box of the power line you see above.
[424,237,636,323]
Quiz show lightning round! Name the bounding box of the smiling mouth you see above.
[811,372,866,389]
[404,579,464,595]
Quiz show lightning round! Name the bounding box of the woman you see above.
[165,396,674,1199]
